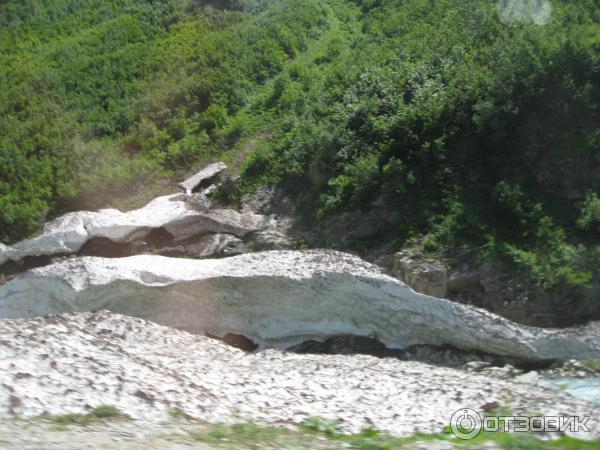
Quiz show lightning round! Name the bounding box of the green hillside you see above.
[2,0,600,290]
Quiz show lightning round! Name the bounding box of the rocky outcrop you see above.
[389,250,600,328]
[1,311,598,438]
[246,229,293,250]
[447,271,481,293]
[393,248,448,298]
[0,244,8,266]
[157,233,246,258]
[179,161,227,194]
[448,262,600,327]
[240,186,295,250]
[0,193,270,265]
[241,185,295,217]
[1,250,599,362]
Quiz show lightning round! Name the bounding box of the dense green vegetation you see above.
[0,0,329,239]
[2,0,600,291]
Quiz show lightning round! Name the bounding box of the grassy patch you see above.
[47,405,123,428]
[189,422,313,449]
[185,417,600,449]
[581,359,600,373]
[300,416,343,437]
[168,408,191,420]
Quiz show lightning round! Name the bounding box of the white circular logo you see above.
[450,408,482,440]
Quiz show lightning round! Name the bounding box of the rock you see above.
[241,186,294,217]
[515,370,540,384]
[479,262,508,296]
[295,340,514,369]
[312,208,399,249]
[463,361,492,372]
[292,335,390,357]
[479,367,512,379]
[480,364,523,380]
[240,188,402,258]
[563,359,594,374]
[179,162,227,194]
[209,234,246,257]
[164,207,272,242]
[157,233,245,258]
[505,364,523,376]
[0,244,8,266]
[447,271,481,293]
[540,357,600,379]
[1,250,599,362]
[216,174,241,199]
[401,346,471,367]
[368,252,396,275]
[247,229,293,251]
[1,311,599,439]
[393,248,448,298]
[449,262,600,327]
[183,192,212,211]
[0,194,270,265]
[481,400,500,412]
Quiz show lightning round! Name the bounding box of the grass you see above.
[47,405,123,428]
[168,408,190,420]
[22,411,600,449]
[184,417,600,449]
[581,359,600,373]
[189,422,306,449]
[320,421,600,450]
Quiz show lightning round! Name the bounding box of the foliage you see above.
[301,416,343,437]
[578,192,600,233]
[2,0,600,291]
[240,0,600,289]
[0,0,328,241]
